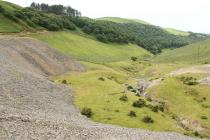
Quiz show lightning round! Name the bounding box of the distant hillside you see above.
[97,17,150,24]
[164,28,190,36]
[97,17,190,36]
[156,39,210,64]
[0,1,209,54]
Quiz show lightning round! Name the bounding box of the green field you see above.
[34,31,152,63]
[156,39,210,64]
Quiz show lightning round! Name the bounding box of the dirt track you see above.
[0,37,196,140]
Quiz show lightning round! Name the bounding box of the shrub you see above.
[146,97,152,102]
[128,111,136,117]
[119,95,128,102]
[62,18,76,30]
[0,5,5,12]
[127,85,133,90]
[62,80,67,84]
[201,116,208,120]
[194,131,199,137]
[179,76,198,85]
[115,109,119,112]
[158,104,165,112]
[131,89,137,93]
[142,116,154,123]
[151,105,159,112]
[133,99,146,108]
[131,56,138,61]
[98,77,105,81]
[81,107,92,118]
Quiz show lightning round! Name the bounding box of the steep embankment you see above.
[0,36,194,139]
[156,39,210,64]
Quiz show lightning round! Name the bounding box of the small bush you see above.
[146,97,152,102]
[131,89,137,93]
[142,116,154,123]
[127,85,133,90]
[81,107,92,118]
[62,80,67,84]
[131,56,138,61]
[107,117,112,120]
[201,116,208,120]
[194,131,199,137]
[0,5,4,12]
[133,99,146,108]
[158,105,164,112]
[115,109,120,112]
[180,76,198,86]
[202,104,210,108]
[98,77,105,81]
[151,105,159,112]
[119,95,128,102]
[128,111,136,117]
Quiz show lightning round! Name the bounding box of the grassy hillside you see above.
[0,1,23,33]
[97,17,150,24]
[0,1,21,12]
[33,31,152,63]
[156,39,210,64]
[0,14,22,32]
[148,73,210,137]
[165,28,190,36]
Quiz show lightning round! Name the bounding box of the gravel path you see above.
[0,37,196,140]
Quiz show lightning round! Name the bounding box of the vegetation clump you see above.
[81,107,92,118]
[131,56,138,61]
[127,85,133,90]
[151,105,159,112]
[128,111,137,117]
[98,77,105,81]
[62,80,67,84]
[142,116,154,123]
[201,116,208,120]
[119,95,128,102]
[179,76,198,85]
[133,99,146,108]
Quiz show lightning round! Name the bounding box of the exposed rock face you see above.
[0,37,196,140]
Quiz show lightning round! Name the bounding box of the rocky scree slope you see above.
[0,36,196,140]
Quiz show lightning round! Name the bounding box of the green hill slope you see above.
[33,31,152,63]
[156,39,210,64]
[164,28,190,36]
[0,1,23,32]
[97,17,192,37]
[97,17,150,24]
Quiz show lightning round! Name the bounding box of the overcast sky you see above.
[6,0,210,33]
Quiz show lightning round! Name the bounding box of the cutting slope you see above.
[0,36,194,140]
[156,39,210,64]
[0,37,85,75]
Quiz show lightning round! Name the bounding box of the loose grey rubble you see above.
[0,37,197,140]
